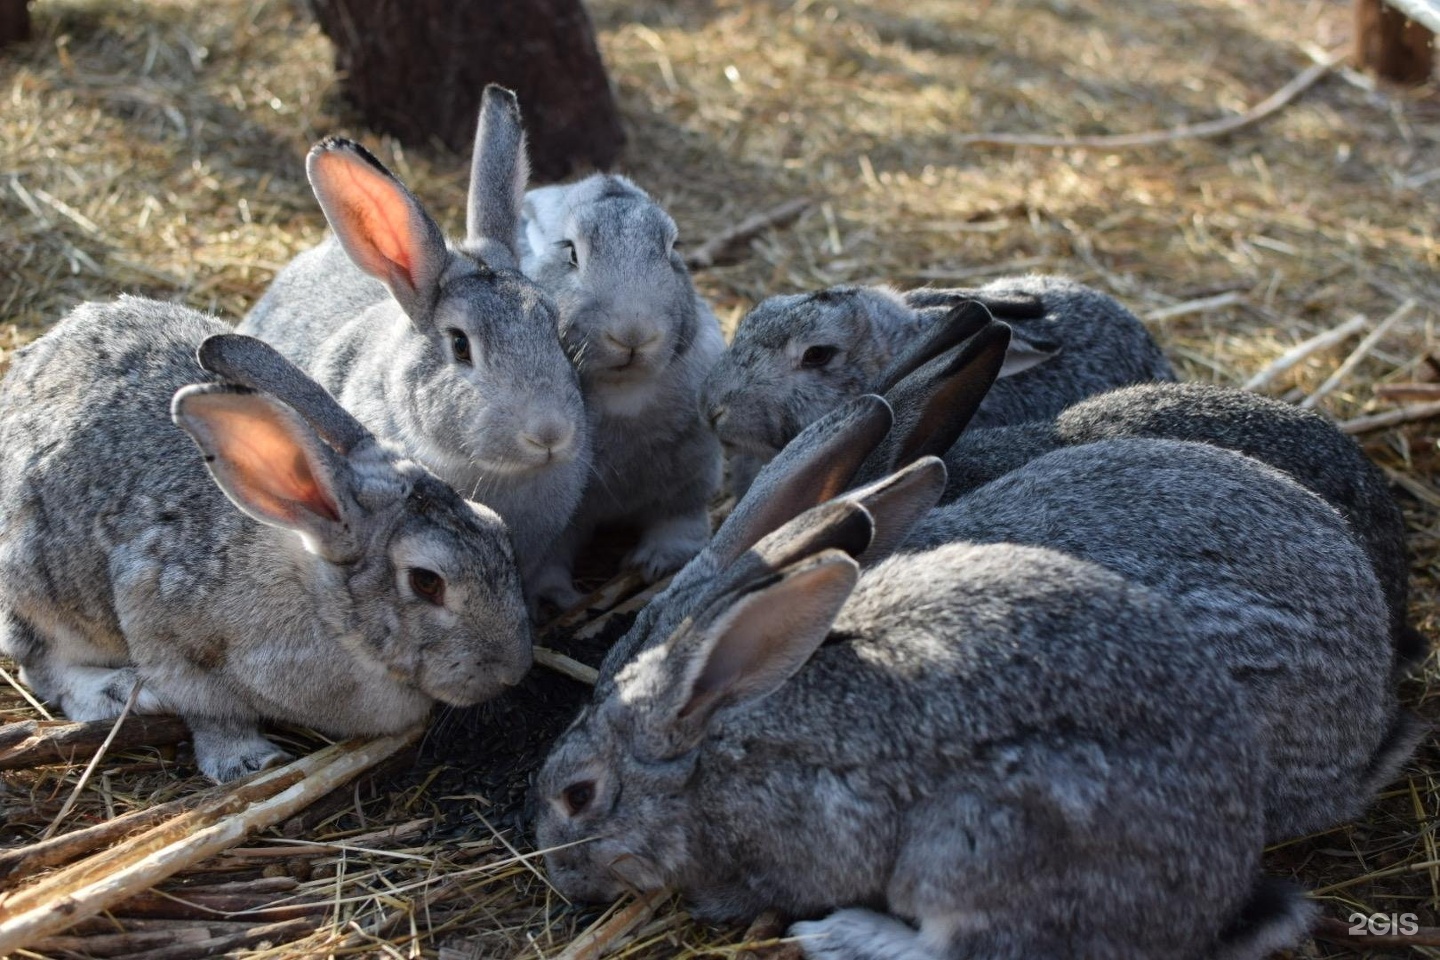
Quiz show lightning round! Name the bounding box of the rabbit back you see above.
[239,235,385,365]
[919,437,1399,839]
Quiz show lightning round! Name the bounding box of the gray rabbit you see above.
[535,397,1311,960]
[240,87,589,588]
[0,297,531,782]
[518,174,724,605]
[701,274,1175,497]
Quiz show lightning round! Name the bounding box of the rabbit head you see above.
[180,334,533,706]
[701,287,1053,464]
[522,175,702,409]
[304,86,585,491]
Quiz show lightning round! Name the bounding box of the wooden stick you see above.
[955,52,1343,149]
[0,730,419,955]
[684,199,812,270]
[541,571,649,638]
[1300,299,1417,409]
[101,917,319,960]
[737,909,804,960]
[29,926,214,957]
[0,794,202,883]
[1142,291,1244,323]
[221,816,433,858]
[1374,382,1440,400]
[557,888,670,960]
[533,647,600,686]
[1242,314,1369,392]
[571,579,671,645]
[0,715,188,770]
[40,681,143,841]
[1340,400,1440,434]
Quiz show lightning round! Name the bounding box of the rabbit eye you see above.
[800,345,838,369]
[562,780,595,816]
[409,568,446,605]
[558,240,579,268]
[449,329,473,365]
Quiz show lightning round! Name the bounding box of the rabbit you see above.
[853,318,1420,670]
[239,86,589,589]
[0,297,532,783]
[700,274,1175,498]
[534,398,1313,960]
[517,174,725,605]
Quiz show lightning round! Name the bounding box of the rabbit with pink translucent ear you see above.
[240,87,589,594]
[535,397,1312,960]
[0,297,531,782]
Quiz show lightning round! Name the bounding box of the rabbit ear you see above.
[465,85,529,270]
[854,321,1013,485]
[847,457,947,567]
[999,329,1060,377]
[172,384,360,562]
[875,300,994,393]
[626,550,859,757]
[745,497,875,574]
[196,335,371,455]
[306,138,448,323]
[902,286,1048,318]
[520,185,570,261]
[709,395,893,566]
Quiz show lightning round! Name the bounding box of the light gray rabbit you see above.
[0,297,532,782]
[517,174,724,605]
[701,274,1175,497]
[858,319,1420,671]
[239,86,589,587]
[535,400,1311,960]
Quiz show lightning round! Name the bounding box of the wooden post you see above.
[0,0,30,46]
[304,0,625,181]
[1355,0,1435,84]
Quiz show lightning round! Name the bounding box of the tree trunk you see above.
[1354,0,1434,84]
[0,0,31,46]
[305,0,625,181]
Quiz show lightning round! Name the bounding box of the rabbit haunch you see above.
[519,172,724,604]
[0,298,531,783]
[240,87,589,588]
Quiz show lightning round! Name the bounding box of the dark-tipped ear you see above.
[847,457,946,567]
[466,85,528,270]
[196,335,371,455]
[746,498,875,572]
[853,321,1012,486]
[998,330,1061,377]
[876,301,993,394]
[708,395,893,566]
[306,138,448,322]
[626,550,859,757]
[902,287,1047,319]
[172,385,360,562]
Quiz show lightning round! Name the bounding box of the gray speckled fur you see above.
[519,174,723,600]
[536,483,1309,959]
[240,89,588,587]
[701,275,1175,497]
[0,298,531,782]
[913,437,1403,840]
[939,381,1417,668]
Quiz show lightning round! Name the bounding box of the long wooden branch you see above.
[955,52,1342,150]
[684,199,812,270]
[0,730,419,955]
[0,715,188,770]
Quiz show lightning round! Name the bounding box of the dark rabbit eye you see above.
[800,345,838,369]
[562,780,595,816]
[409,568,446,605]
[449,329,472,365]
[558,239,579,268]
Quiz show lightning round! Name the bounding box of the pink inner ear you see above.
[314,152,421,290]
[201,397,341,525]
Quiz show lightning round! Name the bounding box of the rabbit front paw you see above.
[189,718,292,783]
[59,666,166,720]
[625,514,711,582]
[790,909,943,960]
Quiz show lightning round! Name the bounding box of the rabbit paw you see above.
[529,563,584,616]
[190,719,292,783]
[791,909,943,960]
[60,666,166,721]
[625,515,711,581]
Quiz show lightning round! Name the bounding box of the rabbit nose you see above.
[520,418,577,460]
[605,327,660,352]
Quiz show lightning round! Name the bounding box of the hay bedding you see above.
[0,0,1438,956]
